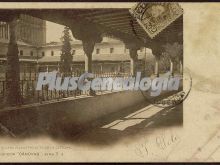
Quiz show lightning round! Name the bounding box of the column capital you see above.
[70,22,102,43]
[124,42,141,61]
[129,49,138,60]
[124,42,141,51]
[151,45,163,60]
[125,42,141,76]
[70,22,103,74]
[82,40,96,56]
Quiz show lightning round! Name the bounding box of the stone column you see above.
[70,23,102,73]
[70,22,102,96]
[35,61,39,79]
[7,24,10,39]
[82,40,95,73]
[180,60,183,74]
[130,54,137,75]
[170,60,174,77]
[100,63,103,73]
[57,63,60,72]
[125,43,140,76]
[154,58,159,77]
[82,40,96,96]
[118,63,121,72]
[2,23,5,39]
[151,46,163,77]
[4,15,22,106]
[0,22,2,38]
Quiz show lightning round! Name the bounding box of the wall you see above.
[0,42,38,58]
[0,90,146,136]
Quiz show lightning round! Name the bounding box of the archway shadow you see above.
[48,101,183,146]
[0,92,183,147]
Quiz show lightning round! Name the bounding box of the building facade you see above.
[0,14,46,46]
[37,38,155,75]
[0,14,46,79]
[0,15,156,79]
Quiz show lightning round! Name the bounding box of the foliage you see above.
[60,26,73,76]
[159,52,170,72]
[159,42,183,73]
[163,42,183,63]
[4,19,22,106]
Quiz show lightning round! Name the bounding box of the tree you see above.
[159,52,170,72]
[162,42,183,73]
[4,17,22,106]
[163,42,183,63]
[60,26,73,76]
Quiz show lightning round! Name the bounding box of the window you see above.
[51,51,54,56]
[110,48,114,54]
[72,50,76,55]
[30,51,33,56]
[19,50,23,56]
[96,48,100,54]
[42,52,45,57]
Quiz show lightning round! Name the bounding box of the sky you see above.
[46,21,72,43]
[45,21,116,43]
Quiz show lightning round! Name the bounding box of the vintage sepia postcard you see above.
[0,2,219,163]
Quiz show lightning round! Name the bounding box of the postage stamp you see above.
[129,2,183,39]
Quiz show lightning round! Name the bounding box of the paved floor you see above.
[52,100,183,146]
[0,92,183,145]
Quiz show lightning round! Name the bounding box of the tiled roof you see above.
[0,39,34,47]
[0,57,37,62]
[42,41,82,47]
[41,39,123,47]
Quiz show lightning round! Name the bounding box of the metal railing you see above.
[0,71,132,105]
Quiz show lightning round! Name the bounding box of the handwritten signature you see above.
[134,131,181,158]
